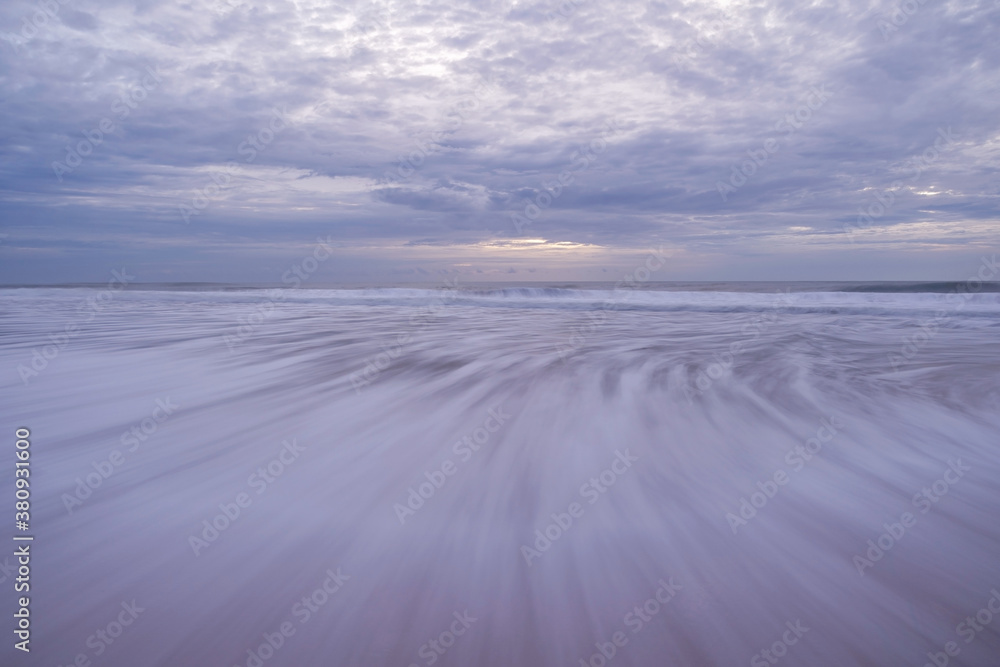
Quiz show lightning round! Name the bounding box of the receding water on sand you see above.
[2,284,999,666]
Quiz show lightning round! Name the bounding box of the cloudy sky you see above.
[0,0,997,283]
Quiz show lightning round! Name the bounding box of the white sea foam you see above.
[1,286,998,666]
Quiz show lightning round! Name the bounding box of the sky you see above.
[0,0,997,284]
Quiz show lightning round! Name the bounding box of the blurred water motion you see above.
[1,285,999,666]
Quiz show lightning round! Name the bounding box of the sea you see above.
[1,281,998,666]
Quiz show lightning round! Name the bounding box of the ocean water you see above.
[1,283,999,666]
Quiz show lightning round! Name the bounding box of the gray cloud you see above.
[0,0,998,282]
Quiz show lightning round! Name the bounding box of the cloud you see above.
[0,0,998,282]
